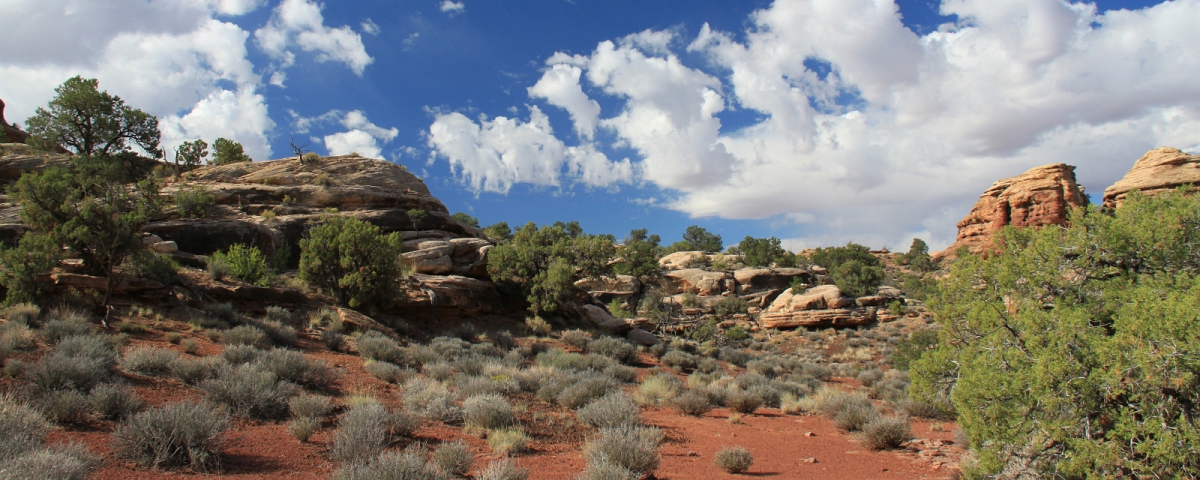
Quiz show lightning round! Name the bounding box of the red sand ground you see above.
[28,315,960,479]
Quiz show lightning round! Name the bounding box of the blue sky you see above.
[2,0,1196,251]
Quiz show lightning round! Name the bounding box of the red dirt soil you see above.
[25,313,960,479]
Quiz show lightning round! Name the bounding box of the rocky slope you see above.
[933,163,1088,262]
[1102,147,1200,209]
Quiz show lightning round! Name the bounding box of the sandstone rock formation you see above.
[658,251,708,270]
[1102,147,1200,209]
[0,98,29,145]
[574,275,641,305]
[934,163,1087,261]
[759,284,877,329]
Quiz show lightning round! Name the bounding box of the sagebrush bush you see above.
[587,336,637,364]
[120,346,180,376]
[199,363,297,419]
[332,447,448,480]
[40,318,96,344]
[221,325,269,348]
[364,360,413,384]
[583,425,662,475]
[714,446,754,474]
[4,303,41,325]
[859,415,912,450]
[0,393,52,463]
[124,250,179,285]
[576,392,640,428]
[113,401,228,470]
[463,393,515,430]
[170,356,220,384]
[174,185,215,219]
[89,383,144,421]
[256,348,338,391]
[39,389,90,425]
[250,319,297,346]
[560,329,592,349]
[288,416,321,443]
[402,377,460,422]
[28,337,115,392]
[221,344,261,364]
[671,390,713,417]
[725,389,764,414]
[834,402,879,432]
[330,403,395,465]
[357,331,407,364]
[897,399,948,420]
[432,441,473,476]
[578,459,638,480]
[634,373,681,406]
[2,442,98,480]
[558,375,619,409]
[476,457,529,480]
[289,394,334,419]
[487,428,528,455]
[659,350,697,372]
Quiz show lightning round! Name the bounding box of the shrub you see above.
[330,403,398,465]
[208,257,232,282]
[288,416,321,443]
[897,399,948,420]
[364,360,412,384]
[250,319,297,346]
[558,375,619,409]
[289,395,334,419]
[524,316,552,336]
[714,295,749,318]
[123,249,179,286]
[561,329,593,349]
[576,392,640,428]
[27,348,112,392]
[579,459,638,480]
[659,350,697,372]
[476,458,529,480]
[463,393,515,430]
[604,364,638,383]
[221,325,268,348]
[0,234,60,307]
[487,221,616,315]
[0,393,53,463]
[725,389,764,414]
[720,348,752,367]
[859,415,912,450]
[114,401,228,470]
[634,373,681,406]
[174,185,214,219]
[120,346,179,376]
[257,348,338,391]
[322,330,346,351]
[210,244,271,287]
[714,446,754,474]
[1,442,98,480]
[733,236,795,268]
[299,216,404,311]
[583,425,662,476]
[487,428,529,455]
[724,325,749,341]
[431,441,473,476]
[170,356,219,384]
[203,302,240,324]
[221,344,260,365]
[856,368,884,387]
[670,390,713,417]
[39,389,90,425]
[402,377,460,422]
[332,448,448,480]
[357,331,406,364]
[586,336,637,364]
[891,329,938,371]
[40,317,96,344]
[199,363,297,419]
[4,303,41,325]
[834,402,879,432]
[831,259,884,298]
[89,383,144,421]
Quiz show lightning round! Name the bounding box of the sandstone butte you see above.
[932,163,1087,262]
[1101,147,1200,210]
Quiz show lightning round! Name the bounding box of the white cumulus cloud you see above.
[440,1,465,15]
[255,0,373,75]
[322,110,399,159]
[427,0,1200,250]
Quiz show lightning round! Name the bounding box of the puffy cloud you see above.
[322,110,399,159]
[426,106,632,193]
[440,1,465,15]
[361,18,381,35]
[430,0,1200,250]
[0,1,275,160]
[254,0,373,75]
[210,0,268,16]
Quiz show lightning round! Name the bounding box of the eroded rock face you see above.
[658,251,708,270]
[1102,147,1200,209]
[396,274,503,317]
[661,269,727,296]
[759,285,875,329]
[934,163,1088,261]
[574,275,641,305]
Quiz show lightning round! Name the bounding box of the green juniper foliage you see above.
[452,212,480,229]
[804,243,884,297]
[210,137,251,165]
[665,225,723,253]
[732,236,796,268]
[487,221,615,315]
[299,216,404,312]
[612,229,662,280]
[174,139,208,171]
[25,76,161,158]
[911,190,1200,478]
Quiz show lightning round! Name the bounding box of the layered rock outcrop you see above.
[1102,147,1200,209]
[759,285,886,329]
[934,163,1088,261]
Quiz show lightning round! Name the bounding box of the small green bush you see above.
[256,348,338,391]
[203,302,240,324]
[634,373,681,406]
[561,329,593,349]
[576,393,640,428]
[210,244,271,287]
[169,356,219,384]
[402,377,460,422]
[221,325,268,348]
[1,442,98,480]
[714,446,754,474]
[0,393,53,463]
[859,415,912,449]
[289,394,334,419]
[364,360,412,384]
[123,250,179,285]
[659,350,697,372]
[714,295,749,318]
[891,329,938,371]
[113,401,229,470]
[221,344,260,364]
[583,425,662,476]
[330,403,397,465]
[40,317,96,344]
[174,185,215,219]
[831,259,884,298]
[333,447,448,480]
[834,402,879,432]
[250,319,297,346]
[288,416,321,443]
[725,389,764,414]
[39,389,90,425]
[558,375,619,409]
[357,331,407,364]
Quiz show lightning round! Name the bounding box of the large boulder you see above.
[1102,147,1200,210]
[398,274,503,317]
[934,163,1088,262]
[143,218,279,258]
[733,267,809,295]
[575,275,641,304]
[661,269,727,296]
[759,308,877,329]
[658,251,708,270]
[580,304,633,334]
[767,285,853,312]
